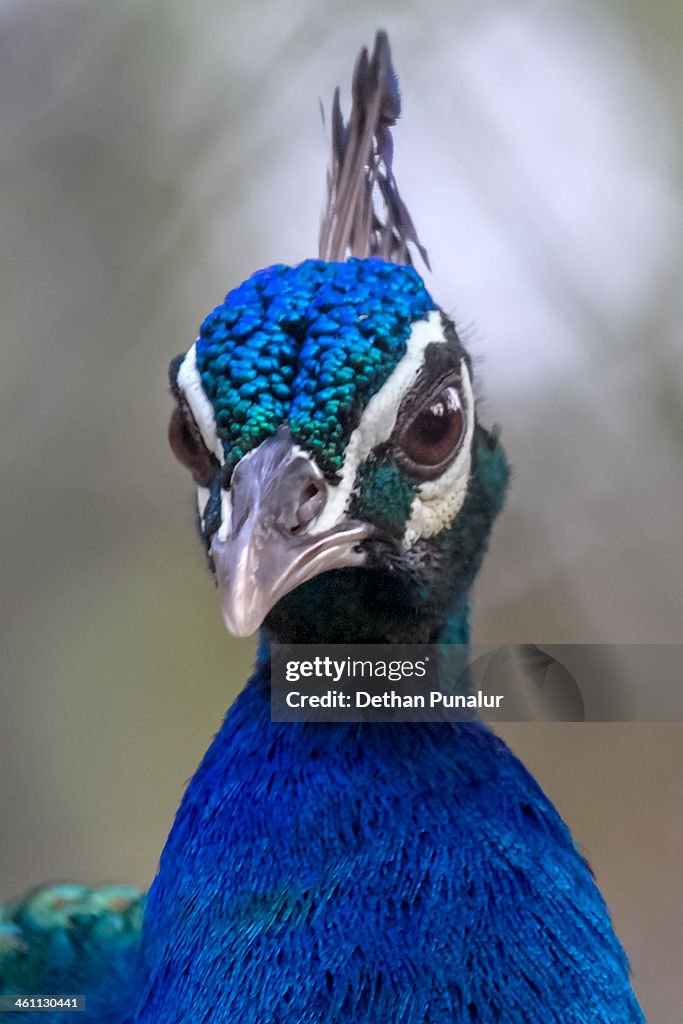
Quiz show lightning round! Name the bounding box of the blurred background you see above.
[1,0,681,1017]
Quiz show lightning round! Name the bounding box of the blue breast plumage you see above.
[135,671,641,1023]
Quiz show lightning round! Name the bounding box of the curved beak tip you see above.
[218,588,265,638]
[211,522,374,638]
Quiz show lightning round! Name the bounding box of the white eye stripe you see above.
[313,311,453,532]
[176,343,225,466]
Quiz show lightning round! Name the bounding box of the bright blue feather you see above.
[133,658,644,1023]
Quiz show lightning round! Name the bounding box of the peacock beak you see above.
[210,430,374,637]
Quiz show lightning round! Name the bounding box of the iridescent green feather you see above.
[0,884,143,1023]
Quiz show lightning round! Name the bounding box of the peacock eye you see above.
[168,404,214,486]
[397,385,465,478]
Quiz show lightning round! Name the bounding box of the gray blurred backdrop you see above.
[1,1,682,1019]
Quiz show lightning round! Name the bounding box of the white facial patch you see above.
[216,488,233,543]
[313,310,474,546]
[196,485,210,531]
[176,343,224,466]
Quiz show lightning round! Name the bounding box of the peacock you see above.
[0,31,644,1024]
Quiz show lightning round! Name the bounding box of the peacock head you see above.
[168,257,509,644]
[168,32,509,645]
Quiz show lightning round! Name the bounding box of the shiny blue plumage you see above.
[197,259,436,477]
[135,660,643,1023]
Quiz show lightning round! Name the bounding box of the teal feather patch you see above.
[350,454,418,537]
[0,884,143,1023]
[196,258,436,479]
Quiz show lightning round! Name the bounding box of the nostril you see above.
[292,477,326,534]
[302,482,320,503]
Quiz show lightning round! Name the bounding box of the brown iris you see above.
[398,386,464,478]
[168,404,214,486]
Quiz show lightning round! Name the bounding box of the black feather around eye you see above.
[168,353,185,395]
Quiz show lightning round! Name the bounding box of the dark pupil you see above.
[413,400,450,445]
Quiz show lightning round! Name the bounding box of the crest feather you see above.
[319,30,430,270]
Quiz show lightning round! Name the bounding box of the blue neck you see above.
[135,646,640,1024]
